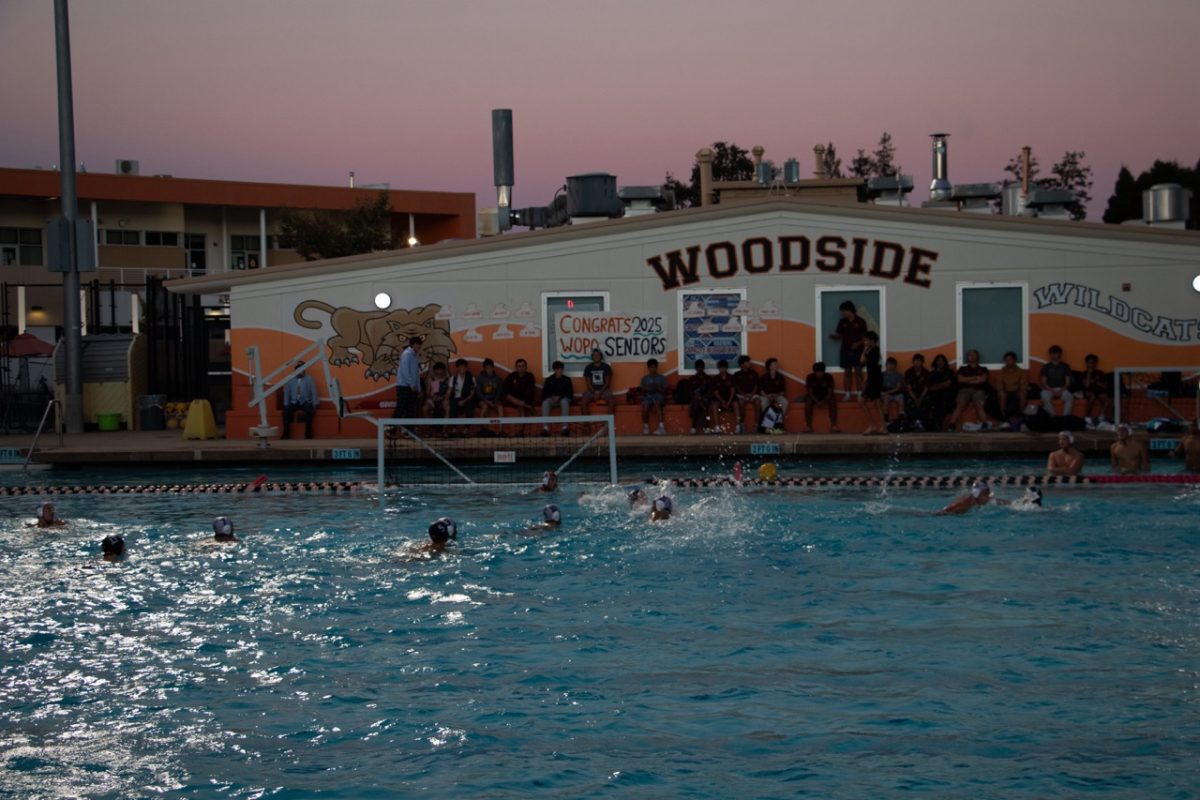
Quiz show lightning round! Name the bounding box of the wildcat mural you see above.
[293,300,456,381]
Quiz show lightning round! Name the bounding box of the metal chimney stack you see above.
[492,109,514,228]
[929,133,951,201]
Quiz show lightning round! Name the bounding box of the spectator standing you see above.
[859,331,885,435]
[282,361,318,439]
[393,335,423,419]
[830,300,867,400]
[1040,345,1074,415]
[540,361,574,436]
[639,358,668,435]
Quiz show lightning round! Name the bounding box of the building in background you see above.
[0,166,473,429]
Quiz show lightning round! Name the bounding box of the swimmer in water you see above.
[1047,430,1085,476]
[101,534,126,562]
[541,504,562,529]
[628,488,649,510]
[1010,485,1043,510]
[538,471,558,492]
[212,516,238,543]
[936,481,992,515]
[650,495,673,522]
[32,502,66,528]
[425,517,457,552]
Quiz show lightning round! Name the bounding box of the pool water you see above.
[1,475,1197,797]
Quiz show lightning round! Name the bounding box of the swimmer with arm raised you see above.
[936,481,992,515]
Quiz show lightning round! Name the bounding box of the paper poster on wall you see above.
[554,310,668,362]
[681,292,746,367]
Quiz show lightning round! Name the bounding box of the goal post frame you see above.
[1112,366,1200,426]
[372,414,618,500]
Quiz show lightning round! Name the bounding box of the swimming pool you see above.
[1,474,1197,797]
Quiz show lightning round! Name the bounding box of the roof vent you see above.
[1143,183,1191,226]
[115,159,139,176]
[928,133,951,201]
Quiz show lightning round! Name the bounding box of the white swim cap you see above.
[541,471,554,487]
[970,481,988,499]
[653,496,673,513]
[430,517,457,541]
[1117,423,1131,435]
[35,502,48,517]
[1059,430,1074,444]
[213,516,234,537]
[1023,486,1043,505]
[543,504,561,523]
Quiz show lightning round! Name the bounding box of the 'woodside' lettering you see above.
[646,235,938,290]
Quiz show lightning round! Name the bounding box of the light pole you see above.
[54,0,84,433]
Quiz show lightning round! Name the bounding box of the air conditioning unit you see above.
[115,159,140,175]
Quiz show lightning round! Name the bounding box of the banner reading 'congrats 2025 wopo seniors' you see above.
[554,311,668,363]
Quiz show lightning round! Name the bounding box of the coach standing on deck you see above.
[394,336,424,418]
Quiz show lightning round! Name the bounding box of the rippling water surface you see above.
[1,469,1198,798]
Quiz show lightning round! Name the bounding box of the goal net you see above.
[373,414,618,490]
[1113,367,1199,427]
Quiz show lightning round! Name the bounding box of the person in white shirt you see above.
[283,362,318,439]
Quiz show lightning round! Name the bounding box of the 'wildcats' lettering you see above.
[1034,281,1200,342]
[647,235,938,290]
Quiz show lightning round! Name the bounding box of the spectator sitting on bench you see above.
[732,355,760,435]
[475,358,502,436]
[282,361,317,439]
[422,362,450,419]
[446,358,476,436]
[1081,353,1113,426]
[1040,344,1073,415]
[500,358,537,436]
[540,361,574,436]
[803,361,839,433]
[757,358,789,427]
[639,358,667,436]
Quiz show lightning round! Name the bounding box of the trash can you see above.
[138,394,166,431]
[97,412,122,431]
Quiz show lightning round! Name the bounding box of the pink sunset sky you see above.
[1,0,1197,219]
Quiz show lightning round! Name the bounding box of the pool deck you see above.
[0,427,1161,468]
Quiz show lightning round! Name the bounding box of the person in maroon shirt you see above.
[947,349,995,431]
[500,358,537,436]
[732,355,760,434]
[803,361,839,433]
[709,359,738,434]
[757,358,789,424]
[830,300,867,400]
[904,353,930,431]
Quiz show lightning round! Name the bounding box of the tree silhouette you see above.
[822,142,844,178]
[1102,159,1199,225]
[277,191,393,261]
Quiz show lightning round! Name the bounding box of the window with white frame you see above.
[0,227,42,266]
[956,282,1027,366]
[815,285,885,369]
[677,288,748,375]
[542,291,609,375]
